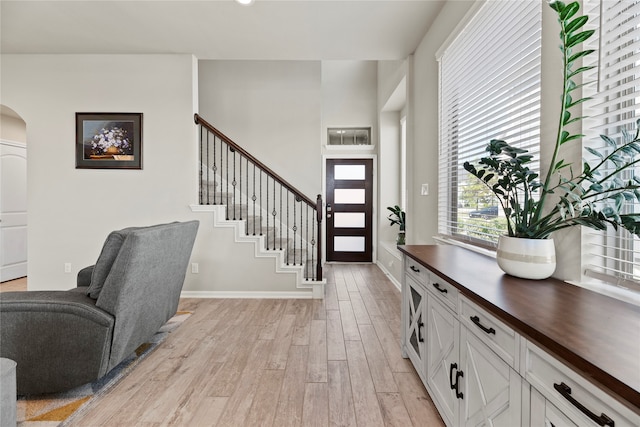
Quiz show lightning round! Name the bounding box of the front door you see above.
[326,158,373,262]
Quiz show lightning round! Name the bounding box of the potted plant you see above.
[387,205,406,245]
[463,0,640,279]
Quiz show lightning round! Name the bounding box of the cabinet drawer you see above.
[524,340,640,427]
[405,258,428,286]
[426,272,458,313]
[460,296,519,370]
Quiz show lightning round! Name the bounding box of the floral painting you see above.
[76,113,142,169]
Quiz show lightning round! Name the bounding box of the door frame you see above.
[322,154,378,264]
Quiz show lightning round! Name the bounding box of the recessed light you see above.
[236,0,254,5]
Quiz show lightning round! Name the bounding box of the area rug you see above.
[16,311,192,426]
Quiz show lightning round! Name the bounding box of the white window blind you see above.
[583,0,640,290]
[437,0,542,247]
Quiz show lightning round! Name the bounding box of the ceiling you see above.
[0,0,446,60]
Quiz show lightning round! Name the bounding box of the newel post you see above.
[316,194,323,281]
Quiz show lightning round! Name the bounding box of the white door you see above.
[1,141,27,282]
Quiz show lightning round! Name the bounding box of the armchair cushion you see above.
[87,230,130,299]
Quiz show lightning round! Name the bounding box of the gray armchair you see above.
[0,220,199,395]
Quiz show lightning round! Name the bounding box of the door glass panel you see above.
[334,164,365,180]
[334,236,365,252]
[411,286,422,310]
[334,212,365,228]
[334,189,365,204]
[410,329,420,355]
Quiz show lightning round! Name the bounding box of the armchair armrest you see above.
[77,265,94,287]
[0,290,114,394]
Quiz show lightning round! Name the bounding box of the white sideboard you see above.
[399,245,640,427]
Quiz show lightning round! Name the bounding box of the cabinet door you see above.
[405,276,427,379]
[426,294,459,427]
[459,327,521,427]
[530,387,578,427]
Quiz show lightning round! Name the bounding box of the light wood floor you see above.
[0,276,27,292]
[9,265,445,426]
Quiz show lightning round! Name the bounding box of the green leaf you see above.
[549,1,566,13]
[567,65,596,78]
[566,96,592,109]
[565,16,589,35]
[600,134,617,147]
[585,146,604,159]
[567,30,596,48]
[589,182,604,192]
[560,1,580,20]
[564,93,573,108]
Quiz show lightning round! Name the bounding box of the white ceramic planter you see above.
[496,236,556,280]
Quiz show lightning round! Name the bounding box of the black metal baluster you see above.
[266,176,269,245]
[225,144,229,219]
[299,199,303,265]
[252,164,256,235]
[286,192,290,265]
[245,157,248,223]
[238,154,242,221]
[303,205,309,280]
[293,198,297,265]
[272,179,277,251]
[279,185,283,250]
[311,210,316,280]
[232,149,237,220]
[199,126,203,204]
[260,171,263,236]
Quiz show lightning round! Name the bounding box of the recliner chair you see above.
[0,220,199,395]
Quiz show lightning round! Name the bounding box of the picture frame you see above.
[75,112,143,169]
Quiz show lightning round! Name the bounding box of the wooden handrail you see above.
[195,114,316,208]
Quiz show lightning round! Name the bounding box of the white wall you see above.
[1,54,202,291]
[198,60,322,200]
[321,61,378,149]
[409,1,477,246]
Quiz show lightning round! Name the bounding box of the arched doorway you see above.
[1,105,27,282]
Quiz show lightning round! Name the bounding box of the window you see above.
[327,128,371,146]
[437,0,542,247]
[583,0,640,290]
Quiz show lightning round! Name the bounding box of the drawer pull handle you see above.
[449,363,457,389]
[418,321,424,343]
[553,382,614,427]
[410,265,420,273]
[449,363,464,399]
[470,315,495,335]
[432,282,448,293]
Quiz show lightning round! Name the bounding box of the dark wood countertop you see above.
[398,244,640,414]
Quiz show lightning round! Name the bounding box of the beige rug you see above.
[16,311,192,426]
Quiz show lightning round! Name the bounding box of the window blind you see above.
[583,0,640,289]
[437,0,542,246]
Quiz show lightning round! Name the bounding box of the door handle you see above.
[326,203,332,212]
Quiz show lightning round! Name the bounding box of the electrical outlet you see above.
[64,263,72,273]
[191,263,199,274]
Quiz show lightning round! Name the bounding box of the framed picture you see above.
[76,113,143,169]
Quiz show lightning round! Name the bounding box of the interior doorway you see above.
[325,158,373,262]
[1,106,28,282]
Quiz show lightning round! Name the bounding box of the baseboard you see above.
[376,261,402,292]
[181,290,314,299]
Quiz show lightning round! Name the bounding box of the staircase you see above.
[194,114,325,298]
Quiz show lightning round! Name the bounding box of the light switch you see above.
[421,184,429,196]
